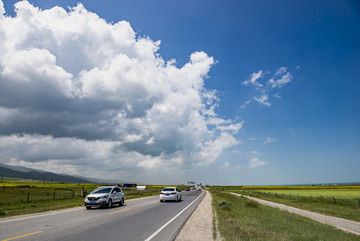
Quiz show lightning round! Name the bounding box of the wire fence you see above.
[0,185,85,204]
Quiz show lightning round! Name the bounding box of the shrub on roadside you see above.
[0,209,7,216]
[245,200,258,208]
[219,200,232,211]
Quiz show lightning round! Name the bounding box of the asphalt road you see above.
[230,192,360,236]
[0,189,204,241]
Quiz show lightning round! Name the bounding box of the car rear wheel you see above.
[108,199,113,208]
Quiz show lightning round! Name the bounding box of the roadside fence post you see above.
[27,192,30,202]
[358,198,360,207]
[333,196,336,204]
[53,191,55,200]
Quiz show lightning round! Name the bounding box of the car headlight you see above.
[101,195,109,199]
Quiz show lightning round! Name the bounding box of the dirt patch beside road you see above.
[176,190,222,241]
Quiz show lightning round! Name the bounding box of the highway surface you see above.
[0,189,204,241]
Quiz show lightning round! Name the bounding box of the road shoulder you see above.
[176,190,222,241]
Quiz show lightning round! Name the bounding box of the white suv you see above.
[84,186,124,209]
[160,187,182,202]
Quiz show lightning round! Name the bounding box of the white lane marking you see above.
[144,191,205,241]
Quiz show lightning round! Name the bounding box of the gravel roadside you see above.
[175,190,222,241]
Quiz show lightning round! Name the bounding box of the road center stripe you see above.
[108,208,131,215]
[1,231,43,241]
[144,191,204,241]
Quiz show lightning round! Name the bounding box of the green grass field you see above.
[0,178,188,218]
[210,189,360,241]
[255,189,360,198]
[211,184,360,222]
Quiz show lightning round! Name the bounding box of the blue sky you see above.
[0,0,359,185]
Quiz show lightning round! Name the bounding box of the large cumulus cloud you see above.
[0,1,241,182]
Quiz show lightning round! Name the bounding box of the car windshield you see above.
[162,188,175,192]
[92,188,112,194]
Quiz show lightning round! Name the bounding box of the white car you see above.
[84,186,124,209]
[160,187,182,202]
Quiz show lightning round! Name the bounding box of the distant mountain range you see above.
[0,162,94,183]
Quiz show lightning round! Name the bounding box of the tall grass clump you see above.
[210,189,360,241]
[219,200,232,211]
[0,209,7,216]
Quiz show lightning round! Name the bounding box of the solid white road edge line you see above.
[144,191,205,241]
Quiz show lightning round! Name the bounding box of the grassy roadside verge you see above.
[210,189,359,241]
[0,198,85,217]
[0,182,187,218]
[233,190,360,223]
[0,191,163,218]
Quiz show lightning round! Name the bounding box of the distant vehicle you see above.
[136,185,146,191]
[84,186,124,209]
[160,187,182,202]
[185,187,190,191]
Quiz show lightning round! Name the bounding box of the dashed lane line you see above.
[1,231,43,241]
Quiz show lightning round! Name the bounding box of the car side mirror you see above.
[113,191,117,194]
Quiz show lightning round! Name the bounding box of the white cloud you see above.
[242,70,263,87]
[242,67,292,108]
[216,121,244,134]
[254,95,271,107]
[269,72,292,88]
[275,67,287,76]
[219,156,267,170]
[264,137,276,144]
[0,0,4,16]
[249,157,267,168]
[240,99,252,109]
[197,132,240,166]
[0,1,240,183]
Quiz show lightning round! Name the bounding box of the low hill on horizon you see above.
[0,162,93,183]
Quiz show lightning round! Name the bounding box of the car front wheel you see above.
[107,199,113,208]
[120,198,124,206]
